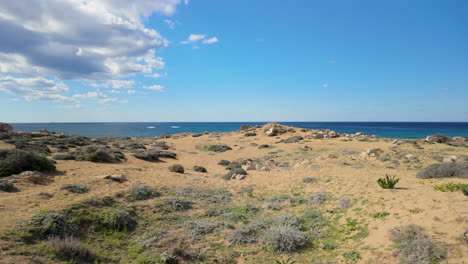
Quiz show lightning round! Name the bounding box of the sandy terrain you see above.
[0,123,467,263]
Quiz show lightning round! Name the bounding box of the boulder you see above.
[277,136,303,143]
[0,123,13,133]
[103,175,127,183]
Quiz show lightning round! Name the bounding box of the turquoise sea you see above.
[9,122,468,138]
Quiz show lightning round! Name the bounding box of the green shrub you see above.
[203,143,232,153]
[168,164,184,173]
[26,212,76,239]
[136,229,167,247]
[462,185,468,196]
[193,166,207,173]
[185,221,215,239]
[102,208,136,231]
[377,174,399,189]
[0,149,56,177]
[433,182,468,192]
[222,168,247,180]
[371,211,390,218]
[75,145,117,163]
[127,185,160,201]
[389,225,447,264]
[61,184,90,194]
[417,163,468,179]
[0,181,18,192]
[49,236,94,261]
[275,257,297,264]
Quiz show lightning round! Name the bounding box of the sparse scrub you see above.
[267,202,284,211]
[308,192,327,205]
[38,191,54,199]
[49,236,94,261]
[343,250,361,262]
[164,197,193,211]
[127,185,160,201]
[61,184,90,194]
[185,221,215,239]
[371,211,390,218]
[389,225,447,264]
[136,229,167,247]
[26,212,76,239]
[417,163,468,179]
[377,174,399,189]
[168,164,185,173]
[302,176,318,183]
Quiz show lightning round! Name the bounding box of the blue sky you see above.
[0,0,467,122]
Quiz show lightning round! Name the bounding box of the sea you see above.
[9,122,468,139]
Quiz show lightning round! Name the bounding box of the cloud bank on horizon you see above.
[0,0,216,109]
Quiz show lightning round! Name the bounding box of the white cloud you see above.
[57,104,84,109]
[202,37,219,44]
[0,0,181,80]
[73,92,108,99]
[143,85,166,91]
[89,80,136,89]
[127,90,137,94]
[0,76,74,102]
[181,34,206,44]
[184,0,189,4]
[99,98,119,103]
[145,73,167,78]
[164,19,175,29]
[322,83,329,88]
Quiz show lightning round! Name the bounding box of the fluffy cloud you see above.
[164,19,176,29]
[90,80,136,89]
[0,0,180,80]
[73,92,108,99]
[202,37,219,44]
[144,85,166,91]
[145,73,167,78]
[181,34,206,44]
[322,83,329,88]
[0,76,74,102]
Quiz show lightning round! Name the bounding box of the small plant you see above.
[61,184,90,194]
[343,250,361,262]
[302,177,317,183]
[101,208,136,231]
[38,191,54,199]
[275,257,297,264]
[377,174,399,189]
[371,211,390,218]
[433,182,468,192]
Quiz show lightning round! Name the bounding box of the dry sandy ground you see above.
[0,123,467,263]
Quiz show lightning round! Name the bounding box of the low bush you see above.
[389,225,447,264]
[164,197,193,211]
[0,181,18,192]
[52,154,76,160]
[133,151,159,162]
[61,184,90,194]
[377,174,399,189]
[26,212,76,239]
[203,143,232,153]
[462,185,468,196]
[227,224,260,245]
[49,236,94,261]
[185,221,215,239]
[274,215,302,229]
[0,149,55,177]
[127,185,160,201]
[101,208,136,231]
[302,177,318,183]
[168,164,185,173]
[338,198,352,210]
[222,168,247,180]
[75,145,117,163]
[193,166,207,173]
[218,160,230,166]
[0,122,13,133]
[136,229,167,247]
[265,224,307,252]
[433,182,468,192]
[342,251,361,262]
[417,163,468,179]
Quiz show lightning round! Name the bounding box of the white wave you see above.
[146,126,156,129]
[171,126,180,128]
